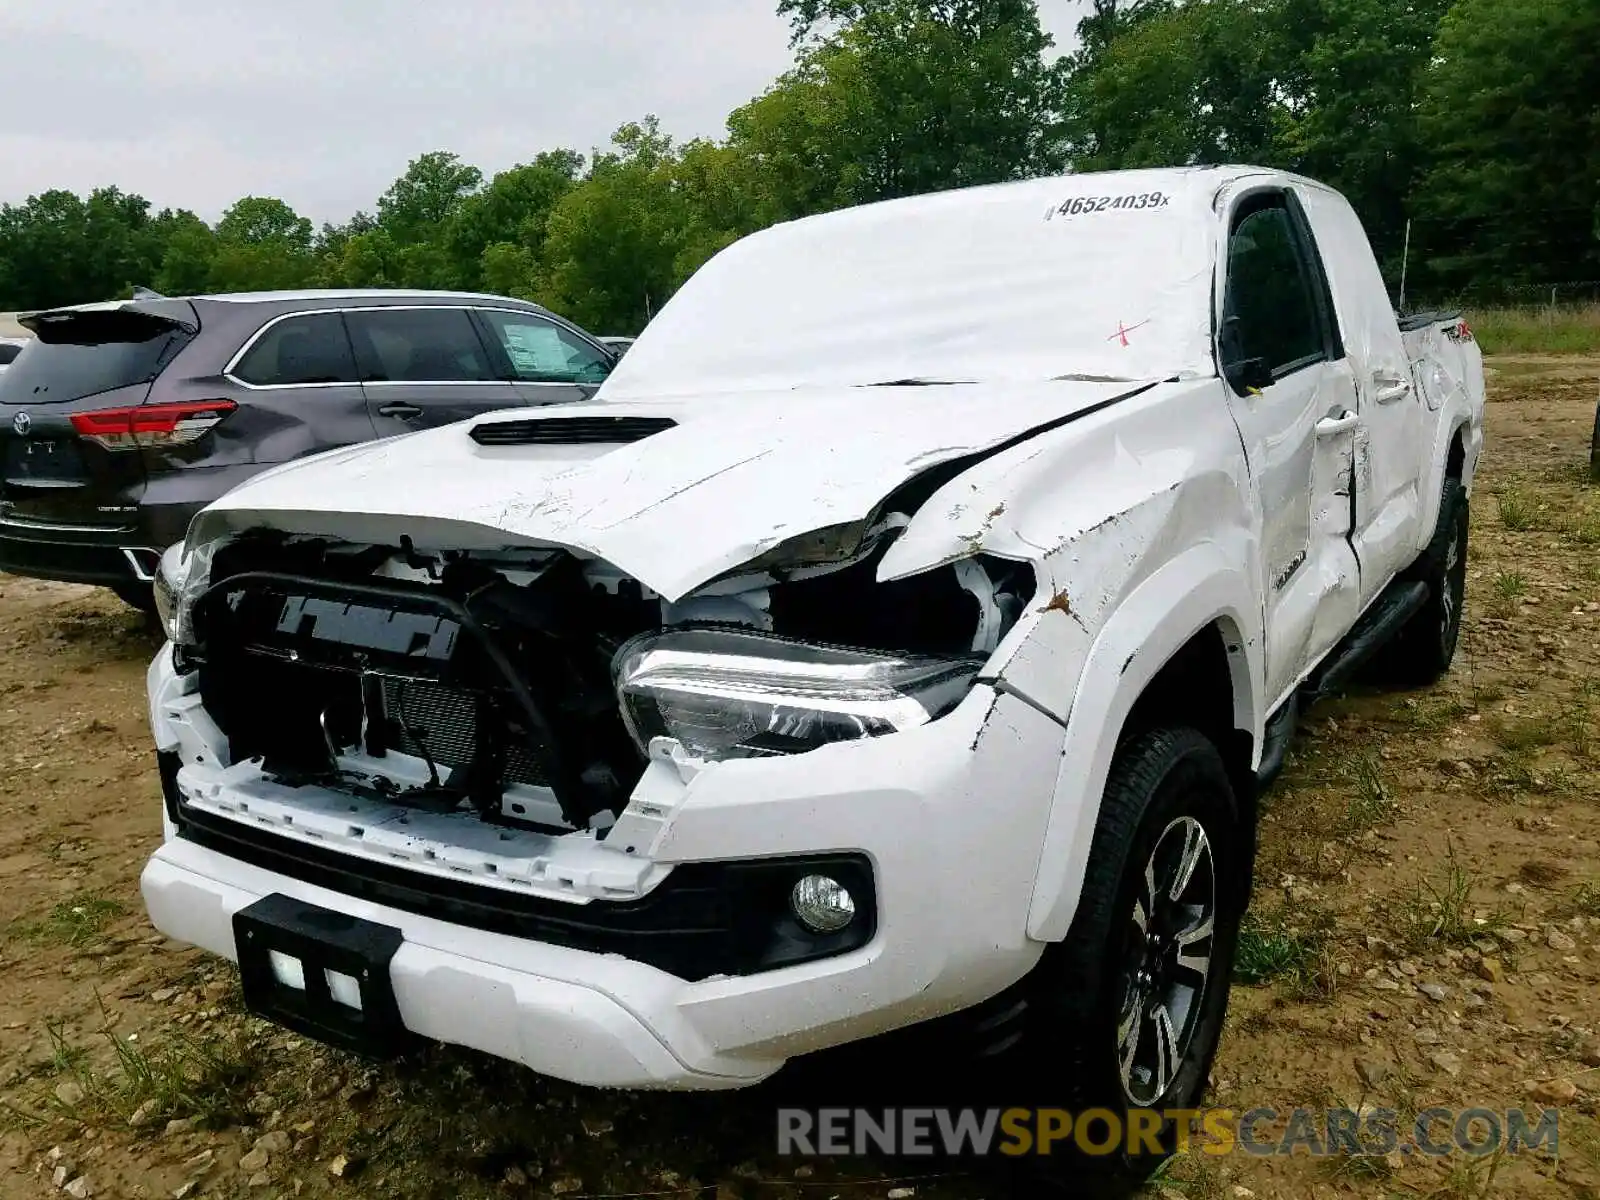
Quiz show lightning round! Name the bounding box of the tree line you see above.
[1,0,1595,332]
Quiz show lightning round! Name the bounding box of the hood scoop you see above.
[470,415,678,447]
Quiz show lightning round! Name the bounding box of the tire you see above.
[1004,728,1245,1191]
[1387,476,1468,686]
[1589,402,1600,482]
[109,582,156,616]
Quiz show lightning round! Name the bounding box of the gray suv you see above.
[0,290,617,608]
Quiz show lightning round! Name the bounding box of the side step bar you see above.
[1304,580,1430,701]
[1255,693,1298,790]
[1254,579,1430,790]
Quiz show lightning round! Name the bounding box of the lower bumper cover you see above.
[143,839,771,1088]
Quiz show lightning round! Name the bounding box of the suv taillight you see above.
[71,400,237,450]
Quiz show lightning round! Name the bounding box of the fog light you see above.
[790,874,857,933]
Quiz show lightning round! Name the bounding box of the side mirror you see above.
[1224,356,1274,394]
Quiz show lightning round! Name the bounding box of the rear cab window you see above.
[476,310,612,384]
[231,313,359,386]
[345,309,495,383]
[0,343,22,366]
[0,310,194,404]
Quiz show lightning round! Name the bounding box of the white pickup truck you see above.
[142,166,1483,1180]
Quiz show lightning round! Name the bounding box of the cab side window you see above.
[1221,201,1325,382]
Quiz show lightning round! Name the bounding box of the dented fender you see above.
[1024,543,1263,942]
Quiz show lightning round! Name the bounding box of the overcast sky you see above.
[0,1,1088,226]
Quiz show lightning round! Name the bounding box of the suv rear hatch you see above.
[0,302,201,532]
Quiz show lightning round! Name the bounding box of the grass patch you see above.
[1235,905,1338,999]
[1468,304,1600,355]
[1495,488,1537,532]
[1491,570,1528,600]
[1338,753,1394,838]
[38,1017,261,1130]
[10,895,126,948]
[1488,570,1528,617]
[1568,882,1600,919]
[1487,709,1561,753]
[1394,848,1499,951]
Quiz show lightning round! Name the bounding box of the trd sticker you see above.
[1046,192,1172,220]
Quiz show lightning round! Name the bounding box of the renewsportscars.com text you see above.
[776,1106,1560,1159]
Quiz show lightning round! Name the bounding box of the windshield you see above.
[602,169,1223,400]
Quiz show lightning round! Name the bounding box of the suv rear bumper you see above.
[0,521,162,587]
[0,490,203,588]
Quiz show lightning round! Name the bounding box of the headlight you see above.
[152,540,216,646]
[612,628,982,762]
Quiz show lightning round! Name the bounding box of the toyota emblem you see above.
[11,411,30,436]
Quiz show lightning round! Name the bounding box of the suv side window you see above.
[233,313,358,386]
[477,310,613,385]
[1222,201,1325,379]
[346,308,495,383]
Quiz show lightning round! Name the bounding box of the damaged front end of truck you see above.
[145,394,1090,979]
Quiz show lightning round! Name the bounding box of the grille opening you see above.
[469,416,677,446]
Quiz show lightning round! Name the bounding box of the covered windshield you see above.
[602,168,1226,400]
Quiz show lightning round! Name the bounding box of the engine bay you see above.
[181,522,1035,837]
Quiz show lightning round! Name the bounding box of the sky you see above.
[0,1,1088,226]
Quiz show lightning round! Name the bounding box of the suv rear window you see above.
[346,308,495,383]
[233,313,359,386]
[0,314,192,405]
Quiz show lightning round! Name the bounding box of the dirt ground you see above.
[1,356,1598,1200]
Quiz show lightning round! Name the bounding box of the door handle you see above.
[1373,374,1413,404]
[377,403,423,420]
[1315,411,1359,438]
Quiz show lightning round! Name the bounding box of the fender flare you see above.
[1414,409,1479,554]
[1024,543,1263,942]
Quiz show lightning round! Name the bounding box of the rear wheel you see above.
[1004,729,1245,1190]
[1387,476,1468,686]
[1589,402,1600,482]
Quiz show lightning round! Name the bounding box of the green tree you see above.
[0,187,172,309]
[376,151,484,247]
[736,0,1066,216]
[152,211,218,296]
[1413,0,1600,292]
[443,151,583,290]
[1061,0,1284,172]
[1276,0,1452,268]
[538,118,702,333]
[207,196,317,292]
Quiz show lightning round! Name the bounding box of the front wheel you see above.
[1005,728,1245,1188]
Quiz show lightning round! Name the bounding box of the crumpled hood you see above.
[192,378,1155,601]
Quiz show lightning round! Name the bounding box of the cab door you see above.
[1291,185,1427,605]
[1217,189,1361,703]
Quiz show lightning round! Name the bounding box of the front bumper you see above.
[143,648,1067,1087]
